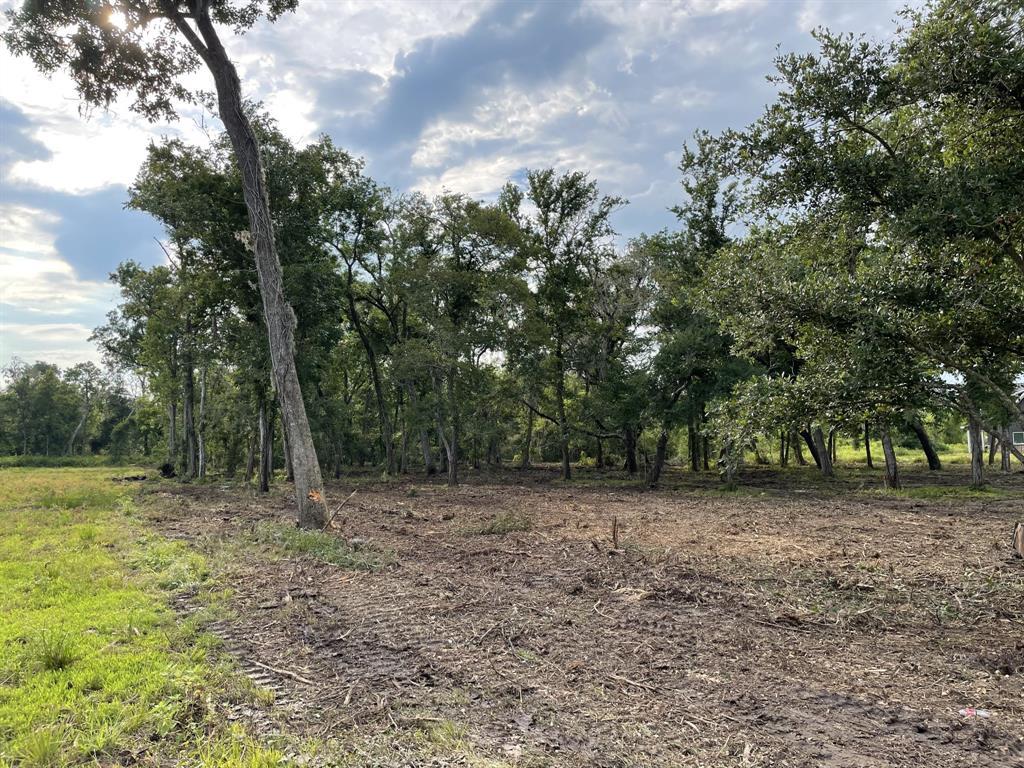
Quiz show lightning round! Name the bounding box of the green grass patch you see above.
[472,509,534,535]
[866,484,1012,500]
[0,468,285,765]
[250,521,390,570]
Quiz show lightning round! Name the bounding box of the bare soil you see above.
[143,466,1024,767]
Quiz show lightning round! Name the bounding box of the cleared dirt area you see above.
[143,466,1024,767]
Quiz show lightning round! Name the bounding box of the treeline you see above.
[3,0,1022,491]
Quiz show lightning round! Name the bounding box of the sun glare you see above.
[107,9,128,30]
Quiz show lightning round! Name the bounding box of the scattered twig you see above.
[250,659,316,686]
[322,489,358,531]
[607,672,659,693]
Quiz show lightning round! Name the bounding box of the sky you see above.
[0,0,908,369]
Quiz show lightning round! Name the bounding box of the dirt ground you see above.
[142,466,1024,767]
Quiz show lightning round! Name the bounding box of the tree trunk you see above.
[812,427,834,477]
[827,428,836,464]
[280,409,294,483]
[1000,429,1011,472]
[987,431,998,465]
[520,400,534,469]
[880,426,901,490]
[184,7,326,527]
[244,426,257,483]
[66,406,89,456]
[624,426,639,474]
[347,292,395,475]
[863,421,873,468]
[791,429,806,466]
[906,412,941,470]
[554,342,571,480]
[688,416,700,472]
[647,428,670,488]
[967,413,984,489]
[197,367,207,479]
[182,364,197,481]
[778,431,788,467]
[167,402,177,465]
[702,437,710,472]
[595,438,604,470]
[800,428,821,468]
[258,399,273,494]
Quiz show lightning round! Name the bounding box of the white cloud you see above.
[0,204,116,313]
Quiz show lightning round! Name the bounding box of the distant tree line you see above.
[2,0,1021,497]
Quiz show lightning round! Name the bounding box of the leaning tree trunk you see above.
[906,412,941,470]
[880,426,902,490]
[647,428,670,488]
[967,413,984,489]
[182,7,327,527]
[800,428,821,468]
[812,427,834,477]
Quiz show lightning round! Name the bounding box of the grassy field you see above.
[0,468,285,767]
[2,461,1021,767]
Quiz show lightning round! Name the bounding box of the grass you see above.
[250,520,391,569]
[0,467,286,766]
[473,509,534,535]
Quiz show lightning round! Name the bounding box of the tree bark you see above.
[863,421,873,468]
[967,413,984,489]
[175,4,327,527]
[905,412,941,470]
[182,363,197,481]
[167,402,177,465]
[791,429,807,465]
[280,409,294,482]
[258,399,273,494]
[520,400,535,469]
[624,426,639,474]
[800,428,821,468]
[880,426,901,490]
[987,431,998,465]
[688,416,700,471]
[197,367,207,479]
[244,426,257,483]
[554,341,571,480]
[346,291,395,475]
[66,407,88,456]
[1000,429,1012,472]
[812,427,834,477]
[647,428,670,488]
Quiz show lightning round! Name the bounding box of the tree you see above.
[501,170,624,480]
[4,0,329,527]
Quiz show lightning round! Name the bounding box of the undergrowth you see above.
[0,467,286,766]
[250,521,391,569]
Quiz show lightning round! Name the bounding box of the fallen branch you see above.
[607,672,659,693]
[322,488,358,531]
[250,659,316,686]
